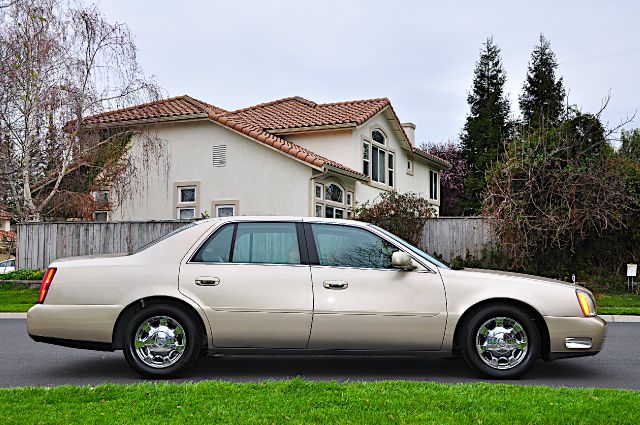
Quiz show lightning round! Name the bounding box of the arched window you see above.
[325,183,344,203]
[314,181,353,219]
[362,129,394,187]
[372,129,385,145]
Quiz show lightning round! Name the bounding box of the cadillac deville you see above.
[27,217,607,378]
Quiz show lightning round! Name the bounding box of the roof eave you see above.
[412,149,452,170]
[323,164,369,182]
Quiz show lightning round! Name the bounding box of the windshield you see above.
[370,225,451,269]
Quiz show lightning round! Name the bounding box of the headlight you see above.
[576,289,596,317]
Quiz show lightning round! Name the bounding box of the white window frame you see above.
[178,186,197,204]
[178,207,196,220]
[324,204,346,219]
[313,180,352,218]
[215,204,236,217]
[362,141,370,176]
[315,183,324,200]
[325,183,345,204]
[92,190,109,204]
[407,158,414,175]
[364,129,395,188]
[429,170,439,201]
[388,153,395,187]
[93,211,108,222]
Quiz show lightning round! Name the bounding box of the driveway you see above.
[0,320,638,389]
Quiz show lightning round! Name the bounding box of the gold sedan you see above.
[28,217,606,378]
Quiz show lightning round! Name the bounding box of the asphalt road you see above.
[1,320,638,389]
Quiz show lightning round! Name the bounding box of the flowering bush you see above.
[354,191,434,246]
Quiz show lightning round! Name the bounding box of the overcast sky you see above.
[100,0,639,146]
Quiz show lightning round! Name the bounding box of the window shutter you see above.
[212,145,227,167]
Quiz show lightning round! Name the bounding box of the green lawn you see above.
[0,380,638,424]
[596,293,640,315]
[0,283,38,312]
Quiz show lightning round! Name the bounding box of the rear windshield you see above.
[129,222,201,254]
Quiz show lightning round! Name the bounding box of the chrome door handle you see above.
[195,277,220,286]
[323,280,348,290]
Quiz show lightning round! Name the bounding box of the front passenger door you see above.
[307,223,447,351]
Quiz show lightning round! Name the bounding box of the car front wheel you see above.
[459,304,541,379]
[123,304,202,378]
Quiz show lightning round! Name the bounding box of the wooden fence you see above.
[17,221,191,270]
[17,217,494,269]
[422,217,495,262]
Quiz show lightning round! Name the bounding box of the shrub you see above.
[354,191,434,246]
[0,269,45,281]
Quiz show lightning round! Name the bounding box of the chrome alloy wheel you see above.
[134,315,187,368]
[475,316,528,370]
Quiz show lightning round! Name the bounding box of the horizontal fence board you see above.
[17,217,495,269]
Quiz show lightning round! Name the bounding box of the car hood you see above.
[441,267,590,292]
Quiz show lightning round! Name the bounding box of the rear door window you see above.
[233,223,301,265]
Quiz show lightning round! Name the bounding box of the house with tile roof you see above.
[81,95,450,221]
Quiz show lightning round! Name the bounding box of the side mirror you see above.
[392,251,416,271]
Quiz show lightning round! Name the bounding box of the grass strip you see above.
[0,379,639,424]
[0,284,38,312]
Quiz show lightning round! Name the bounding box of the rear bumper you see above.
[27,303,122,344]
[544,315,607,359]
[29,334,113,352]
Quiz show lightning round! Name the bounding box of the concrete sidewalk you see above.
[1,312,639,322]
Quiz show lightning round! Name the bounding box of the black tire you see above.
[459,304,540,379]
[123,304,202,379]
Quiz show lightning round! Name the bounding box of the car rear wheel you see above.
[459,304,540,379]
[123,304,202,378]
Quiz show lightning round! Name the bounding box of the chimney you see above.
[401,122,416,145]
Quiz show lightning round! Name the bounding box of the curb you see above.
[1,313,639,322]
[0,313,27,319]
[599,315,640,323]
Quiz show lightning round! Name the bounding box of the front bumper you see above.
[544,315,607,359]
[27,303,122,345]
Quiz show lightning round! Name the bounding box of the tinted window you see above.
[233,223,300,265]
[311,224,398,269]
[192,224,233,262]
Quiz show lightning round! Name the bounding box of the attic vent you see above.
[212,144,227,167]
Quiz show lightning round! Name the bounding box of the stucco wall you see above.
[282,109,441,214]
[112,120,314,220]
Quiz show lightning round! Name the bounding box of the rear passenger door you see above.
[179,221,313,349]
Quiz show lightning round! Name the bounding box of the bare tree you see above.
[0,0,163,221]
[484,107,638,271]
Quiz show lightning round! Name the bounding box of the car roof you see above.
[200,216,370,227]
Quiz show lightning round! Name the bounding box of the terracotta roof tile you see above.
[0,210,13,220]
[229,96,390,130]
[80,95,226,126]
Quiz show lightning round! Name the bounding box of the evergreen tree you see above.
[460,37,511,214]
[519,34,566,128]
[620,128,640,162]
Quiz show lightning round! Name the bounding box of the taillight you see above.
[38,267,57,303]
